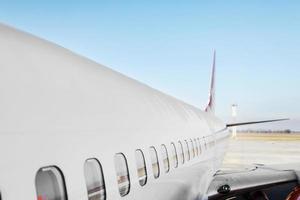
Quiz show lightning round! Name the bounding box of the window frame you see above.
[197,138,202,154]
[189,139,195,158]
[35,166,68,200]
[194,138,199,156]
[84,158,106,200]
[161,144,170,173]
[184,140,190,161]
[149,146,160,179]
[203,136,207,150]
[114,153,131,197]
[135,149,148,186]
[178,141,185,164]
[170,142,178,168]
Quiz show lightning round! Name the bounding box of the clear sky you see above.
[1,1,299,131]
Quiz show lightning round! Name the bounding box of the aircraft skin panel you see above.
[0,130,230,200]
[0,23,225,136]
[0,23,230,199]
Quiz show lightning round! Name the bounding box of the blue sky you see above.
[1,1,299,130]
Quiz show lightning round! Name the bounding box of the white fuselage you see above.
[0,24,229,200]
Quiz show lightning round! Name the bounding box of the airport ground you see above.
[222,133,300,170]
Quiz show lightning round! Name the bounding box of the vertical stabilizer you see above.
[205,51,216,114]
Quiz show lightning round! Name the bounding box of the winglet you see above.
[205,50,216,114]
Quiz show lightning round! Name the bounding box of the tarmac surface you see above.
[221,133,300,170]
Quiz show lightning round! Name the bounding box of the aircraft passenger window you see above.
[190,139,195,158]
[135,149,147,186]
[197,138,202,154]
[203,137,207,149]
[84,158,106,200]
[114,153,130,196]
[161,144,170,173]
[178,141,185,164]
[35,166,67,200]
[194,138,199,156]
[149,146,160,179]
[184,140,190,161]
[170,142,178,168]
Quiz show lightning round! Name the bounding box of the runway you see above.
[221,133,300,170]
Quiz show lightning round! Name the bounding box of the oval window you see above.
[184,140,190,161]
[35,166,67,200]
[135,149,147,186]
[204,137,207,150]
[190,139,195,158]
[170,142,178,168]
[114,153,130,196]
[84,158,106,200]
[161,144,170,173]
[178,141,185,164]
[149,146,160,178]
[198,138,202,154]
[194,138,199,156]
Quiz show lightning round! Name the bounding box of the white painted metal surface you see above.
[0,23,229,200]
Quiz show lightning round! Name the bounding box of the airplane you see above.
[0,23,299,200]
